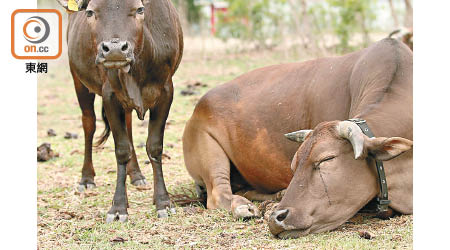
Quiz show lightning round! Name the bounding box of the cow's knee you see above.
[115,143,131,164]
[147,143,162,159]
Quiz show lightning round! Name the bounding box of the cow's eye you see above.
[313,156,336,170]
[320,156,336,163]
[86,10,94,17]
[136,7,145,15]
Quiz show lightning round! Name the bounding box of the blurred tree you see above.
[388,0,400,27]
[404,0,413,27]
[172,0,202,34]
[327,0,376,52]
[215,0,287,49]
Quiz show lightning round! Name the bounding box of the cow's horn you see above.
[337,121,365,159]
[284,130,312,143]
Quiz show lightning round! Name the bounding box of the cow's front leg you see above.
[103,90,130,223]
[235,189,287,202]
[73,73,97,192]
[147,85,174,218]
[124,111,147,186]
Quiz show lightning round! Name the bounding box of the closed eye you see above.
[313,156,336,170]
[320,156,336,163]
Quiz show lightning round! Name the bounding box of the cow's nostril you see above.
[102,43,110,53]
[121,43,129,52]
[275,209,289,222]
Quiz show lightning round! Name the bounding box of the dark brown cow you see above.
[182,38,412,230]
[56,0,183,221]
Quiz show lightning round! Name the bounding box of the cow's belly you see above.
[238,164,292,193]
[230,148,293,193]
[225,131,296,193]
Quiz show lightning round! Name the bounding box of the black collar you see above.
[347,118,391,212]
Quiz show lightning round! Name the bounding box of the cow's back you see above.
[349,38,413,140]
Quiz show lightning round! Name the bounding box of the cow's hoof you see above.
[157,207,176,218]
[233,204,261,219]
[77,183,96,193]
[157,209,168,218]
[106,213,128,223]
[131,179,148,186]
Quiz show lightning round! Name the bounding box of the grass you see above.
[37,43,412,249]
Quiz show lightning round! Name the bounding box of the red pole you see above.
[211,3,215,35]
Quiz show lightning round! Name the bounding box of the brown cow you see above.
[268,120,412,238]
[56,0,183,221]
[182,38,412,229]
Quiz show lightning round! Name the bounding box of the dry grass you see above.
[37,43,412,249]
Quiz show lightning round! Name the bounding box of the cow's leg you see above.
[206,151,260,219]
[73,74,96,192]
[124,112,147,186]
[235,189,286,202]
[146,85,174,218]
[183,127,260,219]
[103,88,130,223]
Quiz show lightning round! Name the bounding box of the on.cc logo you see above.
[23,16,50,44]
[11,9,62,60]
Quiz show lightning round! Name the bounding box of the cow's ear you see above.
[365,137,413,161]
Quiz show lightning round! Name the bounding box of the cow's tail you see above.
[95,102,110,147]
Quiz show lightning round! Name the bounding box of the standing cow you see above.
[56,0,183,221]
[182,38,412,235]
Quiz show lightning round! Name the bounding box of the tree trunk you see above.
[388,0,399,27]
[287,0,307,47]
[404,0,413,27]
[359,11,370,47]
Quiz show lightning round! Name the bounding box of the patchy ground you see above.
[37,41,412,249]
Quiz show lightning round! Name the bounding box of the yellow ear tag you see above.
[68,0,79,11]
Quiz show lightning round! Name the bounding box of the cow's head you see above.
[268,120,412,238]
[57,0,147,73]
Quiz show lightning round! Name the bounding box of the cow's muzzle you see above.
[268,208,312,239]
[95,39,134,73]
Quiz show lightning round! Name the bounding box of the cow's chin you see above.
[102,61,131,74]
[276,228,311,239]
[276,220,347,239]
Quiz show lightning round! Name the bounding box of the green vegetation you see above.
[327,0,377,52]
[216,0,287,49]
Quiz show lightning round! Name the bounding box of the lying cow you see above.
[183,38,412,237]
[56,0,183,221]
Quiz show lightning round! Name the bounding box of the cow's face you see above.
[268,121,412,238]
[58,0,146,73]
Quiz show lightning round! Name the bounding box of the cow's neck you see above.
[351,87,413,214]
[106,69,146,120]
